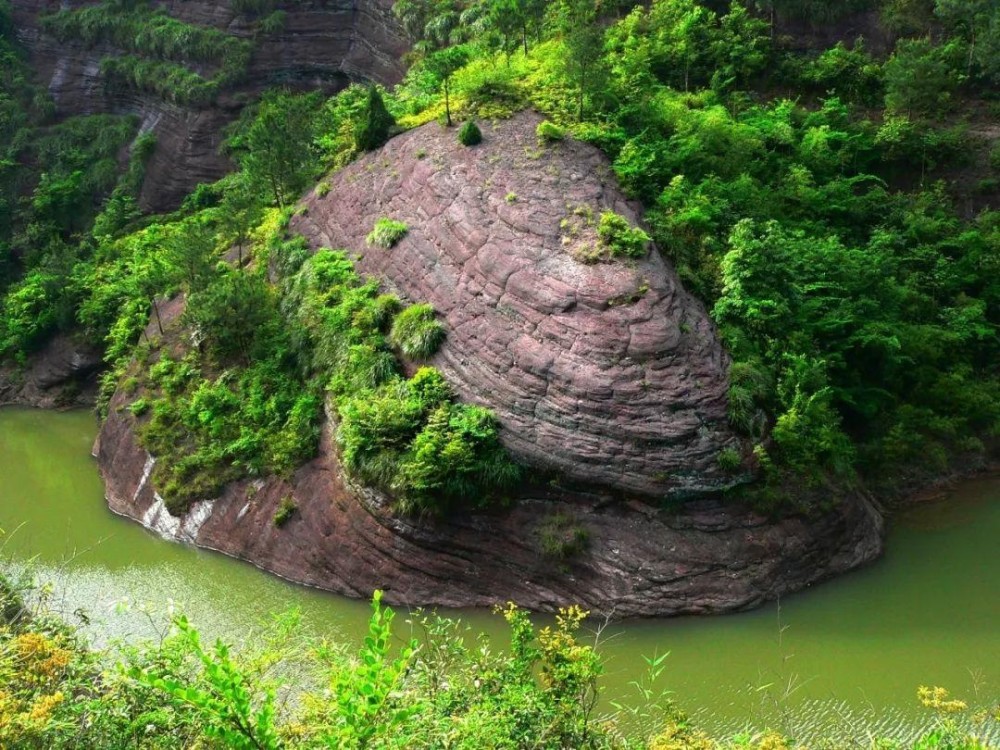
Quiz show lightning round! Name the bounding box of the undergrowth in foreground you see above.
[1,576,995,750]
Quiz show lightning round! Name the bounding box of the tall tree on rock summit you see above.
[553,0,606,121]
[393,0,471,127]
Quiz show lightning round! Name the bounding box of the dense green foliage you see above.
[354,85,396,152]
[597,211,651,259]
[389,302,446,359]
[41,0,254,104]
[2,577,995,749]
[285,247,519,513]
[0,17,145,359]
[380,0,1000,507]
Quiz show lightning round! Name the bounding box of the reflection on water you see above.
[1,408,997,741]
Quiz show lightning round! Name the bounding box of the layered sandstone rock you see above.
[0,333,102,407]
[10,0,407,210]
[293,112,744,500]
[93,112,885,615]
[96,394,885,617]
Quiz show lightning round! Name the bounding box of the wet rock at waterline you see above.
[0,333,102,408]
[96,398,885,617]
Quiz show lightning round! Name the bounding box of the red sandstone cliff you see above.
[10,0,407,210]
[94,114,885,615]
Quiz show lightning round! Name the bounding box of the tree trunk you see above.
[151,297,164,336]
[968,29,976,78]
[445,78,452,127]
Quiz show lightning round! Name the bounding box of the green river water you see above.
[1,407,997,742]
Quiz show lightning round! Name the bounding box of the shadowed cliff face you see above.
[293,112,746,500]
[97,386,884,617]
[10,0,407,210]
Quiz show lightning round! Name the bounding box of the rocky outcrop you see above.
[91,112,885,616]
[293,112,744,500]
[0,333,101,408]
[96,392,885,617]
[10,0,407,210]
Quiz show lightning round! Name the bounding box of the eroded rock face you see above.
[293,112,744,500]
[93,114,886,615]
[0,333,102,408]
[10,0,407,210]
[96,394,885,617]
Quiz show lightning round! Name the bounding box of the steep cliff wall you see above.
[10,0,407,210]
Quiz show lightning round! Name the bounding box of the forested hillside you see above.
[4,0,997,512]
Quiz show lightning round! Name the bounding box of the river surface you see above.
[1,407,997,742]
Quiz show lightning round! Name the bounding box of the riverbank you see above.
[2,407,998,741]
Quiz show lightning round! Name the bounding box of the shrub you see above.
[315,181,330,197]
[537,513,590,559]
[536,120,565,142]
[353,85,395,153]
[258,9,285,33]
[390,303,445,359]
[597,211,650,259]
[505,192,517,203]
[458,120,482,146]
[717,447,743,472]
[128,397,150,416]
[273,495,297,527]
[366,218,408,248]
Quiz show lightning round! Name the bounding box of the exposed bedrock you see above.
[93,112,885,616]
[293,112,745,500]
[0,333,102,408]
[96,397,885,617]
[10,0,407,210]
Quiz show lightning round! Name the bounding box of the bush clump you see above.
[366,218,409,249]
[597,211,650,259]
[353,85,395,153]
[389,303,446,359]
[536,120,565,142]
[286,250,520,514]
[458,120,483,146]
[717,447,743,472]
[273,495,297,527]
[537,512,590,559]
[337,367,520,514]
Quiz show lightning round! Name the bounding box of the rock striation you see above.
[97,394,885,617]
[10,0,407,210]
[293,112,744,500]
[0,333,102,408]
[94,112,886,616]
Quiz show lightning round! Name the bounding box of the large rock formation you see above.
[10,0,407,210]
[293,112,744,500]
[95,113,885,615]
[96,394,884,617]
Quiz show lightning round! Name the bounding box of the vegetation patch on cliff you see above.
[41,0,253,104]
